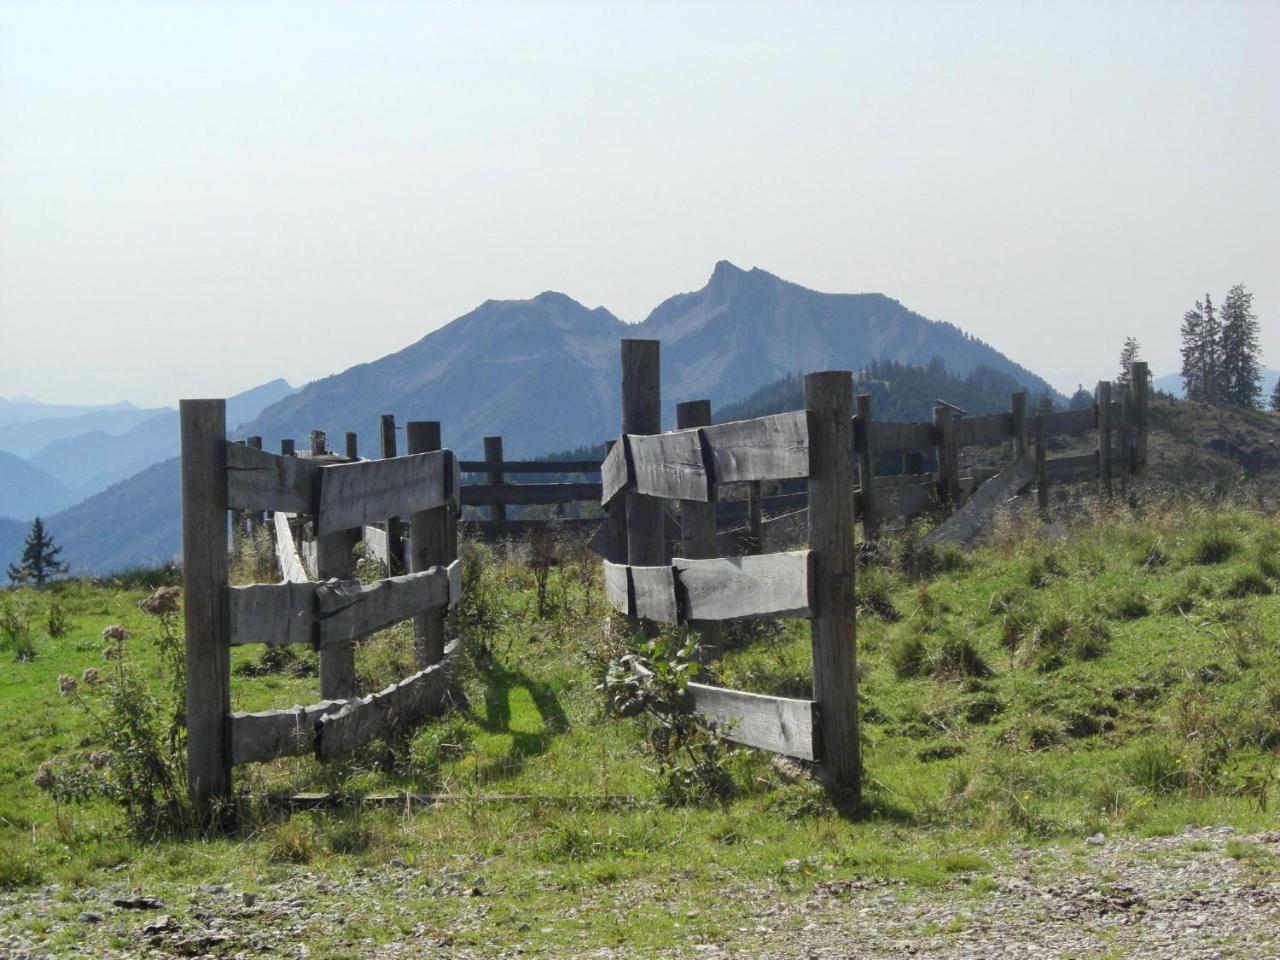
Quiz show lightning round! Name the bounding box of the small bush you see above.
[1191,526,1238,565]
[1125,741,1186,795]
[0,851,42,890]
[856,567,900,622]
[1108,589,1150,621]
[890,631,990,680]
[1027,554,1064,588]
[889,634,928,679]
[0,596,36,661]
[267,821,314,864]
[1223,569,1273,599]
[46,601,71,639]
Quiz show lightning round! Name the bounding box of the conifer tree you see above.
[1068,385,1093,410]
[1218,283,1262,408]
[1272,378,1280,412]
[1180,294,1219,401]
[6,517,68,588]
[1117,337,1140,386]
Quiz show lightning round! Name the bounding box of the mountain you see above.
[0,397,142,430]
[0,452,77,521]
[0,404,170,459]
[1154,369,1279,403]
[24,379,295,502]
[242,262,1058,456]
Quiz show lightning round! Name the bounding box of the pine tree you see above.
[1068,385,1093,410]
[1218,283,1262,408]
[1272,378,1280,412]
[1117,337,1140,386]
[1180,294,1220,401]
[6,517,68,588]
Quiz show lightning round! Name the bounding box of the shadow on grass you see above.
[471,659,569,783]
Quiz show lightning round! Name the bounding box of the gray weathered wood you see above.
[600,437,630,506]
[1045,452,1098,483]
[683,683,818,761]
[703,411,809,483]
[1131,361,1149,476]
[483,436,506,522]
[407,422,448,668]
[674,551,811,621]
[280,438,295,457]
[805,371,859,792]
[1011,390,1028,461]
[879,479,937,519]
[180,399,232,813]
[1096,380,1112,498]
[869,420,935,454]
[629,429,710,501]
[1035,413,1049,513]
[316,512,358,700]
[461,481,602,506]
[933,406,959,506]
[310,430,326,456]
[603,560,630,615]
[379,414,404,573]
[855,394,878,538]
[316,451,449,535]
[630,564,679,622]
[316,567,451,648]
[361,523,390,565]
[315,640,459,761]
[957,412,1014,447]
[230,699,345,765]
[228,581,316,647]
[225,441,320,514]
[1043,406,1096,437]
[274,512,310,584]
[622,339,667,569]
[1118,388,1133,497]
[714,491,809,525]
[344,432,358,460]
[677,399,722,662]
[923,452,1035,546]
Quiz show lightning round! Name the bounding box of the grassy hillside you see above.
[0,490,1276,955]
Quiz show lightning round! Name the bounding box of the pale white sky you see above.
[1,0,1276,406]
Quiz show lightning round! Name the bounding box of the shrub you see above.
[45,600,70,639]
[0,596,36,661]
[1125,741,1186,795]
[1191,526,1238,565]
[1223,569,1273,599]
[856,567,900,622]
[1027,554,1064,589]
[1108,589,1150,621]
[889,634,928,679]
[890,631,990,680]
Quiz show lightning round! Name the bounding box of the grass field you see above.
[1,490,1278,955]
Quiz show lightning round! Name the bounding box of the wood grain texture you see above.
[316,451,449,536]
[461,481,602,506]
[854,395,878,538]
[956,412,1014,447]
[228,581,316,647]
[274,512,310,583]
[1043,406,1096,437]
[923,452,1035,546]
[622,339,667,569]
[378,414,404,574]
[603,561,630,616]
[702,411,809,483]
[630,564,679,623]
[361,524,390,566]
[314,640,459,761]
[406,422,447,669]
[684,683,818,761]
[600,438,630,505]
[230,699,344,765]
[482,436,505,522]
[316,567,451,647]
[676,398,724,661]
[628,429,710,501]
[225,441,319,514]
[673,550,812,621]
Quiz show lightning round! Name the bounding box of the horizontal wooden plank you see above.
[683,683,818,761]
[1045,452,1098,482]
[226,442,319,514]
[275,512,311,583]
[956,412,1013,447]
[673,550,811,621]
[458,459,601,474]
[924,452,1034,545]
[600,439,630,505]
[461,481,602,507]
[228,581,315,647]
[703,411,809,484]
[230,699,344,765]
[315,640,459,761]
[869,420,936,454]
[1043,406,1096,437]
[316,451,449,536]
[316,567,452,646]
[877,479,937,519]
[628,429,710,501]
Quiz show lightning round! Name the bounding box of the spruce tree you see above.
[1117,337,1140,386]
[6,517,68,588]
[1180,294,1220,401]
[1218,283,1262,408]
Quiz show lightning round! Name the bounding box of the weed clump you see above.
[1125,741,1187,795]
[890,630,991,681]
[1191,526,1238,565]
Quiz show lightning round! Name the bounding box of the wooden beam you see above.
[483,436,506,522]
[600,437,630,506]
[459,458,602,474]
[316,510,358,701]
[460,481,602,506]
[622,340,667,570]
[702,411,809,484]
[315,451,450,535]
[225,442,319,514]
[1045,452,1098,483]
[1034,413,1049,514]
[674,551,811,621]
[676,399,723,662]
[316,567,451,648]
[344,432,358,461]
[956,412,1014,447]
[855,394,878,538]
[407,421,448,668]
[628,429,710,501]
[274,511,310,583]
[1131,361,1149,477]
[180,399,232,814]
[1011,390,1028,461]
[1042,406,1096,437]
[869,420,935,454]
[1096,381,1112,498]
[805,371,859,793]
[230,699,344,766]
[923,452,1035,546]
[683,683,818,761]
[379,414,404,574]
[228,581,316,646]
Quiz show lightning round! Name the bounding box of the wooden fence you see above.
[181,405,464,815]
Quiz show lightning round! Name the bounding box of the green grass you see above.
[2,500,1279,956]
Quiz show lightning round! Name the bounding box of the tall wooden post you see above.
[1034,413,1049,514]
[407,421,448,667]
[1118,388,1132,497]
[621,340,665,567]
[484,436,506,522]
[245,436,264,530]
[805,372,859,794]
[601,439,628,564]
[746,482,763,554]
[1096,381,1112,498]
[676,399,723,662]
[932,405,959,507]
[1011,390,1028,460]
[180,399,232,816]
[379,415,403,573]
[855,393,878,538]
[344,431,358,461]
[1131,361,1149,478]
[280,438,295,457]
[316,509,357,701]
[309,430,326,457]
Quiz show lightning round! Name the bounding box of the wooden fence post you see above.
[484,436,506,522]
[407,421,448,667]
[676,399,723,662]
[1011,390,1028,460]
[1096,381,1112,498]
[280,438,295,456]
[746,482,763,554]
[1131,361,1149,478]
[245,436,264,532]
[621,340,666,567]
[345,431,358,461]
[1034,412,1048,514]
[309,430,325,457]
[316,510,358,701]
[805,371,859,794]
[180,399,232,816]
[932,405,959,507]
[379,415,403,573]
[1118,388,1132,497]
[855,393,878,538]
[601,439,628,564]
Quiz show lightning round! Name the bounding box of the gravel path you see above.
[3,826,1276,959]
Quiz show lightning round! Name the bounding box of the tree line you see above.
[1179,284,1271,409]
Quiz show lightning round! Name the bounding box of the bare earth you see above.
[3,826,1277,959]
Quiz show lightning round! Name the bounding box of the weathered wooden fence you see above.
[181,404,464,815]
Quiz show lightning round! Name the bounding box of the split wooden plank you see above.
[228,581,316,647]
[316,451,449,536]
[600,438,630,505]
[603,561,631,616]
[314,640,460,761]
[226,442,320,514]
[922,452,1035,546]
[461,481,602,507]
[315,567,452,648]
[956,413,1014,447]
[683,683,819,761]
[869,420,935,454]
[702,411,809,483]
[630,564,679,622]
[229,699,345,766]
[628,429,710,501]
[1043,406,1096,437]
[673,550,812,621]
[274,512,310,584]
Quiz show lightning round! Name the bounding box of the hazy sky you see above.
[2,0,1276,406]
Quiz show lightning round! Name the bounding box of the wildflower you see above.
[102,645,121,661]
[82,667,102,688]
[138,586,181,616]
[33,760,61,792]
[57,674,78,696]
[101,624,130,642]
